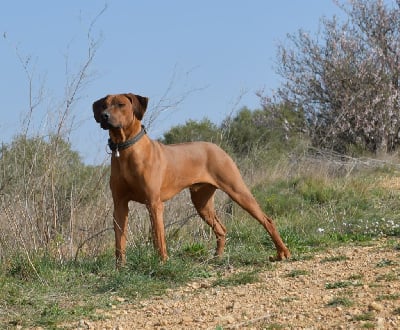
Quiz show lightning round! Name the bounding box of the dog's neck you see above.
[108,123,147,157]
[109,120,142,143]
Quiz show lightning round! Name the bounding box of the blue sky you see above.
[1,1,344,164]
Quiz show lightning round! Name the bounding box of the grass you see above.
[1,154,400,327]
[377,293,400,301]
[212,270,260,287]
[259,164,400,232]
[375,272,398,282]
[376,258,397,267]
[353,312,375,321]
[325,280,357,289]
[320,255,349,263]
[286,269,309,277]
[326,297,354,307]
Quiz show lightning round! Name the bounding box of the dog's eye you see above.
[118,103,125,108]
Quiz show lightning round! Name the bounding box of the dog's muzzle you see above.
[99,111,121,130]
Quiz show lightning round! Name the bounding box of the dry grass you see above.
[1,126,400,268]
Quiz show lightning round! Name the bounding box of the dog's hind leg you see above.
[233,190,290,260]
[190,184,227,256]
[216,169,290,260]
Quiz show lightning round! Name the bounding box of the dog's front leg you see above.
[113,200,129,269]
[147,200,168,261]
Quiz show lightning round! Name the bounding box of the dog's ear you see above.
[92,96,107,123]
[125,93,149,120]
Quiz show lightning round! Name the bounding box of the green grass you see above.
[252,170,400,242]
[286,269,309,277]
[1,256,112,327]
[326,297,354,307]
[376,259,396,267]
[1,162,400,327]
[212,270,260,287]
[353,312,375,321]
[325,281,362,290]
[377,293,400,301]
[375,272,398,282]
[0,234,273,327]
[348,274,364,281]
[325,281,355,289]
[320,255,349,263]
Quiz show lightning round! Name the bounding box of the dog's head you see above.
[92,93,149,130]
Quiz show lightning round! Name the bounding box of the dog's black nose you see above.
[101,112,110,121]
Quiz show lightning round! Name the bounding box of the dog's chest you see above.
[110,157,151,202]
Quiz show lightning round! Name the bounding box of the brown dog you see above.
[93,93,290,268]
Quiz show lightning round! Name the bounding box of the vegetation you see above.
[274,0,400,153]
[1,135,399,326]
[326,297,354,307]
[1,0,400,327]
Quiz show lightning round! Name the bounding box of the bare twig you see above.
[58,5,106,137]
[165,212,198,229]
[13,47,46,136]
[74,227,113,262]
[220,89,249,143]
[144,65,209,130]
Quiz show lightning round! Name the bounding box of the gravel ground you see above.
[72,238,400,329]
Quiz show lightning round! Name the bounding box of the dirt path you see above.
[74,238,400,329]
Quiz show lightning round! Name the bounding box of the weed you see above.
[377,294,400,301]
[280,296,299,303]
[321,255,349,263]
[39,303,67,327]
[325,281,351,289]
[263,324,286,329]
[325,280,361,289]
[347,274,363,281]
[212,271,260,287]
[182,242,208,258]
[353,312,375,321]
[375,272,398,282]
[376,259,396,267]
[1,140,400,327]
[286,269,309,277]
[326,297,353,307]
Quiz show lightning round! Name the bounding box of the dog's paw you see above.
[269,249,291,262]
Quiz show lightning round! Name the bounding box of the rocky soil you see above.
[72,238,399,329]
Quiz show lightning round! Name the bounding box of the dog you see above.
[93,93,290,268]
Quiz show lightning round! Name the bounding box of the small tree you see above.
[275,0,400,153]
[161,101,305,159]
[161,118,222,145]
[222,103,305,156]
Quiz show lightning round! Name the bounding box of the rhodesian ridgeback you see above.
[93,93,290,268]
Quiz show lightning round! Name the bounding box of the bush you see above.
[0,134,111,262]
[275,0,400,154]
[161,118,221,145]
[161,103,306,160]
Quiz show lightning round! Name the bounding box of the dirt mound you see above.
[73,238,400,329]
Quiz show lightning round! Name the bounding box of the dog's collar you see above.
[108,125,147,157]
